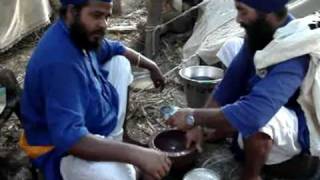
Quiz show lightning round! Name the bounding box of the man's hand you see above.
[166,108,194,130]
[149,64,165,91]
[137,148,171,180]
[204,128,234,143]
[186,126,204,152]
[123,48,165,90]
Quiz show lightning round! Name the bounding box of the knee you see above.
[116,55,132,73]
[217,37,244,67]
[60,156,136,180]
[113,55,131,66]
[104,55,131,69]
[103,55,133,77]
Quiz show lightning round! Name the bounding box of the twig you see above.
[155,118,167,128]
[137,123,153,136]
[140,106,156,131]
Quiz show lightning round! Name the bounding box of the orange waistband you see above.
[18,131,54,159]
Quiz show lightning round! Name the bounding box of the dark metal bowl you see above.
[149,129,197,170]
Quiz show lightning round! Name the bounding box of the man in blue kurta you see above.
[167,0,312,179]
[19,0,172,180]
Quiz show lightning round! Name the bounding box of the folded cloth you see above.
[254,11,320,156]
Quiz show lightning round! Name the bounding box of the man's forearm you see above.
[193,108,233,129]
[69,134,145,166]
[204,97,220,108]
[123,47,157,71]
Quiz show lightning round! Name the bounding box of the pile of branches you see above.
[126,80,186,145]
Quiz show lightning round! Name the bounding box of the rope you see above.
[133,0,238,95]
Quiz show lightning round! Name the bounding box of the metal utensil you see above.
[183,168,220,180]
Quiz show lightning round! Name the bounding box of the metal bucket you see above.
[179,66,223,108]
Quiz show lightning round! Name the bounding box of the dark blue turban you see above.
[60,0,112,6]
[238,0,289,13]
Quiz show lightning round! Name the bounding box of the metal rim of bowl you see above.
[178,66,223,84]
[149,129,197,157]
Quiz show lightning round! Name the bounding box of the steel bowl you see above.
[149,129,197,170]
[183,168,220,180]
[179,66,223,85]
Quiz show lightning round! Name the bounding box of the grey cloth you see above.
[0,0,51,52]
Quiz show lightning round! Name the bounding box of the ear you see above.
[264,13,274,21]
[265,13,279,27]
[65,4,76,24]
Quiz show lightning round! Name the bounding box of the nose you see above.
[98,19,107,29]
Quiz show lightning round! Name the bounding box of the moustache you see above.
[91,29,106,37]
[240,23,249,29]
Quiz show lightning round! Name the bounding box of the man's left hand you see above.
[166,108,194,130]
[186,126,203,152]
[149,65,165,91]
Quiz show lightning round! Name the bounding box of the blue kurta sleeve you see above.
[222,55,309,137]
[213,45,250,105]
[96,39,126,64]
[41,62,89,153]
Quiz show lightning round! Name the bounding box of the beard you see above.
[69,15,105,50]
[241,15,276,53]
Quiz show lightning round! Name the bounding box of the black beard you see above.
[69,16,105,50]
[241,16,275,53]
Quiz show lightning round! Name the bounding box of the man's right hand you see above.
[137,148,172,180]
[69,134,172,179]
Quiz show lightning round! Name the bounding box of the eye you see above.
[91,11,104,19]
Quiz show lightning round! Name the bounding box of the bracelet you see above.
[136,53,141,67]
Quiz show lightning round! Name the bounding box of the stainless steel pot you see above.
[179,66,223,108]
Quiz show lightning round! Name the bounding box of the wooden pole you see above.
[144,0,163,58]
[112,0,122,16]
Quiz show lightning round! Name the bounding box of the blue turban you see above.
[60,0,112,6]
[238,0,289,13]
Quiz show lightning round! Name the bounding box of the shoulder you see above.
[96,39,126,63]
[269,54,310,74]
[30,22,83,68]
[101,39,124,47]
[99,39,125,52]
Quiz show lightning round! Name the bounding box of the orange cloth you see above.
[19,131,54,159]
